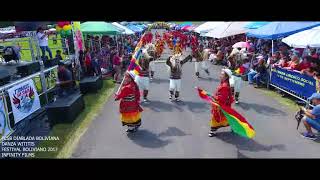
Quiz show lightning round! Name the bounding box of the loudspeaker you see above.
[0,69,11,86]
[16,62,40,77]
[44,58,59,68]
[79,76,103,94]
[45,92,85,125]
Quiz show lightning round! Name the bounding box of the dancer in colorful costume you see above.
[115,71,143,133]
[135,43,156,102]
[209,69,235,137]
[166,53,192,101]
[192,45,210,78]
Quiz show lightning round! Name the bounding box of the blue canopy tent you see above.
[244,21,270,29]
[126,24,144,33]
[246,22,320,40]
[135,24,147,31]
[246,21,320,54]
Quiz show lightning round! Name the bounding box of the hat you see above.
[126,70,136,80]
[256,55,264,60]
[308,93,320,101]
[222,68,232,78]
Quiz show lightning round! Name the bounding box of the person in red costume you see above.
[146,32,153,44]
[115,71,143,133]
[209,69,235,137]
[155,31,161,40]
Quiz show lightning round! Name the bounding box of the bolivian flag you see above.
[196,87,255,139]
[127,47,143,76]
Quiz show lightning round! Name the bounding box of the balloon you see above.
[60,30,66,37]
[56,26,62,32]
[65,29,72,36]
[57,22,65,28]
[63,25,72,31]
[73,22,81,30]
[63,21,70,26]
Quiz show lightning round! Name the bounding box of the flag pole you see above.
[115,72,127,95]
[115,32,146,95]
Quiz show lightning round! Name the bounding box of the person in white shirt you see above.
[36,27,52,59]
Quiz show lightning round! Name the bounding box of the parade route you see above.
[72,58,320,158]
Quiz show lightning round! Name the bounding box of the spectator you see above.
[55,50,63,61]
[301,93,320,140]
[267,52,280,67]
[36,27,52,59]
[53,32,58,44]
[310,48,319,59]
[85,50,94,76]
[214,50,224,65]
[284,55,300,71]
[298,56,312,71]
[91,53,101,76]
[273,54,288,68]
[113,51,121,83]
[57,62,74,97]
[301,67,317,77]
[248,56,268,88]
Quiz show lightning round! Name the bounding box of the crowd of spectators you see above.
[78,33,143,83]
[195,33,320,90]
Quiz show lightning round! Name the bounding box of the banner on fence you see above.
[0,95,12,141]
[270,67,316,98]
[8,79,41,124]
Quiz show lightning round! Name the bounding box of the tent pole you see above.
[272,40,274,54]
[268,39,274,90]
[116,35,119,52]
[99,35,102,51]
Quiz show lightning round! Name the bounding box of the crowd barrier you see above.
[269,67,316,102]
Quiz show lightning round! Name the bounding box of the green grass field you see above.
[35,79,115,158]
[0,35,67,61]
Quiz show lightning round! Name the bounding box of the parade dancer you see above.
[173,39,183,55]
[227,50,247,104]
[166,54,192,101]
[209,69,235,137]
[135,44,156,102]
[150,38,164,80]
[115,71,143,133]
[192,45,210,78]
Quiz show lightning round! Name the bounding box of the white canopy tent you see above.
[111,22,135,35]
[282,26,320,48]
[193,21,224,34]
[202,22,249,39]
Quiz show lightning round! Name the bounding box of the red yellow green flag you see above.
[196,87,255,139]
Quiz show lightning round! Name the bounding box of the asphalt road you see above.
[72,52,320,158]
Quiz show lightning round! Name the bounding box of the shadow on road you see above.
[127,129,171,148]
[151,78,170,84]
[181,101,210,113]
[158,127,191,137]
[237,101,287,116]
[142,100,184,112]
[215,132,286,152]
[237,149,251,159]
[198,77,219,82]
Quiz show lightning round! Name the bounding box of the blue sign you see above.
[270,67,316,99]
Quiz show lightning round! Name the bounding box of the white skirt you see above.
[195,61,208,72]
[169,79,181,92]
[230,75,242,93]
[135,76,150,90]
[149,61,156,72]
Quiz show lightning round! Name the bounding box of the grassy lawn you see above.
[260,88,300,112]
[35,79,115,158]
[0,35,67,61]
